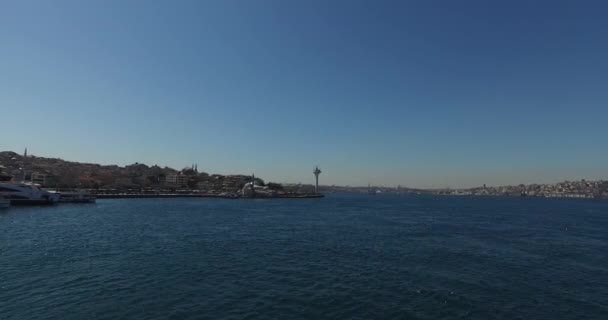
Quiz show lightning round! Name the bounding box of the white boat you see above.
[0,182,61,205]
[0,198,10,209]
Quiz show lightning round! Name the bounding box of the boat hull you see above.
[9,199,56,205]
[58,197,96,203]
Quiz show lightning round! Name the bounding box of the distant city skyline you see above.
[2,1,607,188]
[2,147,604,190]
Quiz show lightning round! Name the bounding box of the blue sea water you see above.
[1,194,607,320]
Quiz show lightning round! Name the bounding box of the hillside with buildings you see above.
[1,150,606,199]
[434,180,608,199]
[0,150,270,194]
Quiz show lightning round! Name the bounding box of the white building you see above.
[162,173,178,185]
[31,172,47,185]
[176,174,189,187]
[161,173,189,187]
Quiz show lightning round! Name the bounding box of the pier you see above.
[96,194,202,199]
[96,193,324,199]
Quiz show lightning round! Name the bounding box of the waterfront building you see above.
[176,174,189,187]
[31,172,47,185]
[162,173,178,185]
[114,177,133,187]
[132,175,148,186]
[160,173,189,187]
[241,173,276,197]
[197,180,211,192]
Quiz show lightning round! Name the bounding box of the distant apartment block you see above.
[161,173,189,187]
[176,174,189,187]
[31,172,47,185]
[114,177,133,186]
[161,173,177,185]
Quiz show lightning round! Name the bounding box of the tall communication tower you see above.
[313,166,321,194]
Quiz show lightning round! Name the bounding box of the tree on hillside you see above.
[267,182,284,191]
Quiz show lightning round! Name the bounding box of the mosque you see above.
[241,174,276,198]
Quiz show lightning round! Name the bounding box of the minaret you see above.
[313,166,321,194]
[21,147,28,182]
[195,164,198,173]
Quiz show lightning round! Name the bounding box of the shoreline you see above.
[96,193,324,199]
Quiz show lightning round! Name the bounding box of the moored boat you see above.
[58,190,96,203]
[0,182,61,205]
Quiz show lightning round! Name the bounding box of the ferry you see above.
[0,182,61,205]
[58,190,96,203]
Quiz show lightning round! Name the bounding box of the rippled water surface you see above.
[1,194,607,319]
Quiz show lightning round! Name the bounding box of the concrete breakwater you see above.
[97,194,201,199]
[96,193,324,199]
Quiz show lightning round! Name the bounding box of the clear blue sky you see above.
[1,0,607,188]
